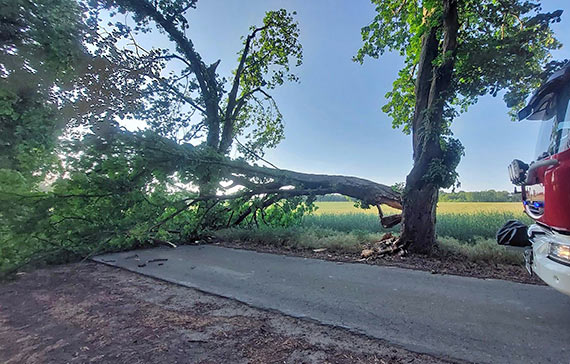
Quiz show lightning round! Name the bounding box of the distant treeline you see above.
[316,190,519,203]
[315,194,353,202]
[438,190,518,202]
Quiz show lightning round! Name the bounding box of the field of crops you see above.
[305,201,531,243]
[314,201,524,215]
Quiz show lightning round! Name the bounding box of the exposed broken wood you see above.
[380,214,402,229]
[361,249,374,258]
[150,238,178,248]
[376,203,402,229]
[360,232,408,259]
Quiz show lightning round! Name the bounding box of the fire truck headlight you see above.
[549,243,570,264]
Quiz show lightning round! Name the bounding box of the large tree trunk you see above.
[400,183,439,253]
[400,0,459,254]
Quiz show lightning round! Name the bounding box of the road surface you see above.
[94,245,570,363]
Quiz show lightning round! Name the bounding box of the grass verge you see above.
[213,225,525,266]
[438,237,523,265]
[213,226,382,254]
[303,212,533,242]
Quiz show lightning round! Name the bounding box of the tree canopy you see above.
[356,0,563,252]
[0,0,87,179]
[356,0,564,133]
[85,0,303,158]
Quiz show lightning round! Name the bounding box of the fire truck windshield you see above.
[535,83,570,160]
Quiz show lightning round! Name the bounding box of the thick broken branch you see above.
[212,159,402,209]
[376,204,402,228]
[128,131,402,228]
[147,133,401,207]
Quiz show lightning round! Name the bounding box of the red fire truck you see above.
[497,63,570,296]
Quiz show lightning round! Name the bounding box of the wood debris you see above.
[360,232,407,259]
[361,249,374,258]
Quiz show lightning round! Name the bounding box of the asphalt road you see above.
[94,245,570,363]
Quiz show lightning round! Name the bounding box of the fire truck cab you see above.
[498,64,570,296]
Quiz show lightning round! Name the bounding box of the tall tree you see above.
[356,0,564,253]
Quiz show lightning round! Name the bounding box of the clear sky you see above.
[161,0,570,191]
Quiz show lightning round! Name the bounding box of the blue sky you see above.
[165,0,570,191]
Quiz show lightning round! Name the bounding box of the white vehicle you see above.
[497,63,570,296]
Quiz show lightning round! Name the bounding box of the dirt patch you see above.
[213,240,544,285]
[0,262,460,363]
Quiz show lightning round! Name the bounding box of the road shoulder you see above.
[0,262,455,364]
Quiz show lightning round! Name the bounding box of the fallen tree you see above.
[81,0,562,255]
[129,131,403,230]
[1,127,404,274]
[57,0,405,243]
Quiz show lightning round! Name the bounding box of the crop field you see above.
[314,201,524,215]
[304,201,531,243]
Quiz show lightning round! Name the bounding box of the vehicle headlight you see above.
[549,242,570,263]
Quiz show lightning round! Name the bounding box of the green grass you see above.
[213,226,383,253]
[214,226,525,265]
[438,237,524,265]
[303,212,532,242]
[302,213,396,234]
[436,213,532,242]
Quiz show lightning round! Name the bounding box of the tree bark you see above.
[196,155,402,210]
[400,0,459,254]
[400,184,439,253]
